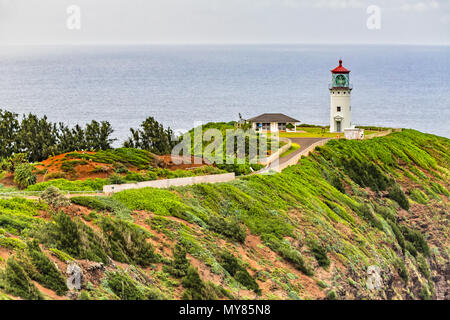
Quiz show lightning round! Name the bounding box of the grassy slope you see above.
[0,129,448,300]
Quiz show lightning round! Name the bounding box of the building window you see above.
[337,106,341,112]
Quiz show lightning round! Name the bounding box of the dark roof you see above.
[248,113,300,123]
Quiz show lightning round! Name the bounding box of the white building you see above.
[248,113,299,133]
[329,59,352,133]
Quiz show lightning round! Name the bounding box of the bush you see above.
[326,290,337,300]
[38,212,109,263]
[218,251,260,293]
[108,174,126,185]
[105,271,147,300]
[71,196,112,212]
[208,215,246,243]
[13,163,37,189]
[417,255,430,279]
[41,186,70,210]
[45,171,66,180]
[4,257,43,300]
[124,172,146,182]
[164,244,190,278]
[388,185,410,210]
[266,239,313,276]
[23,240,68,296]
[98,217,158,266]
[401,226,430,257]
[308,240,330,268]
[182,266,219,300]
[394,259,408,282]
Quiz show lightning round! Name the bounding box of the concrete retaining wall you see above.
[103,173,235,194]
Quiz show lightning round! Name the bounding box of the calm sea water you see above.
[0,44,449,143]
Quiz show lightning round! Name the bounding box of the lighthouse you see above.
[329,59,352,133]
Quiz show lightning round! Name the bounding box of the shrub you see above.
[41,186,70,210]
[22,240,68,296]
[401,226,430,257]
[266,238,313,276]
[208,215,246,243]
[144,171,157,181]
[45,171,66,180]
[356,204,383,230]
[105,271,146,300]
[108,174,126,185]
[98,217,158,266]
[113,164,128,174]
[417,254,430,279]
[326,290,337,300]
[124,172,146,182]
[182,266,219,300]
[308,240,330,268]
[394,259,408,282]
[71,196,112,212]
[4,257,43,300]
[13,163,37,189]
[164,244,190,278]
[218,251,260,293]
[38,212,109,263]
[0,236,26,250]
[410,189,428,204]
[388,185,410,210]
[60,160,88,173]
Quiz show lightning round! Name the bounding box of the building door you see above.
[336,121,341,132]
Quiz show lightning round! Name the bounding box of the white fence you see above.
[103,172,236,194]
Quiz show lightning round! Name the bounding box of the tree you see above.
[13,163,37,189]
[16,113,59,162]
[57,123,87,153]
[124,117,175,155]
[0,109,20,158]
[85,120,115,151]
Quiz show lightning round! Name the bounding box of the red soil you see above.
[0,151,212,188]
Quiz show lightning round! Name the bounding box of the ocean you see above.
[0,44,449,143]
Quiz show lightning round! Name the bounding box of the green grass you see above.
[26,178,108,192]
[64,148,156,169]
[280,143,300,158]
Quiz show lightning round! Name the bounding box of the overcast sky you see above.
[0,0,448,45]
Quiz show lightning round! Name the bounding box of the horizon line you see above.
[1,41,449,47]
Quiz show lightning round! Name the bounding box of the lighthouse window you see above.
[337,106,341,112]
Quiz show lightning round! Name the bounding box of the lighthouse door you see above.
[336,121,341,132]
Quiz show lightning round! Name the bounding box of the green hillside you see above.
[0,129,448,300]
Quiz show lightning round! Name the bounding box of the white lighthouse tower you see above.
[329,59,352,133]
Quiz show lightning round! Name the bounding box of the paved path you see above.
[265,137,328,171]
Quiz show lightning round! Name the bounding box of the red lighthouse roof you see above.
[331,59,350,73]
